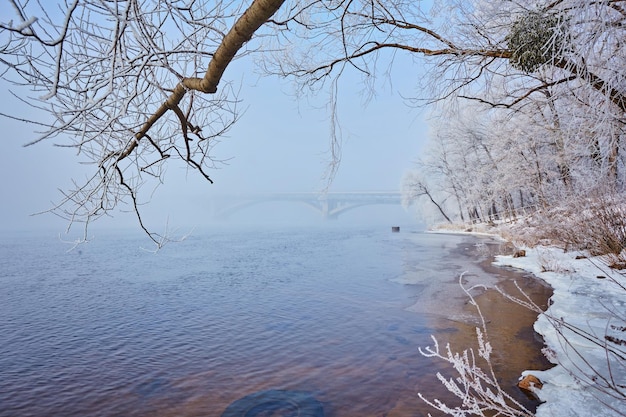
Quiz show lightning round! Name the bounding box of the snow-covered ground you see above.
[494,246,626,417]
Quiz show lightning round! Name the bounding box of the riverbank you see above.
[495,246,625,417]
[368,232,554,416]
[431,225,626,417]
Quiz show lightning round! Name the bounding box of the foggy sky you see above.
[0,56,429,233]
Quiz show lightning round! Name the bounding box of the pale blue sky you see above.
[0,52,429,232]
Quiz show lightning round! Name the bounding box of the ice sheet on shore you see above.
[392,232,501,324]
[494,247,626,417]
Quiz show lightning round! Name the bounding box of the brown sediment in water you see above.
[123,236,554,417]
[419,238,554,414]
[475,242,553,376]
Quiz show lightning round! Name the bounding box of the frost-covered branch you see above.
[1,0,286,245]
[418,274,535,416]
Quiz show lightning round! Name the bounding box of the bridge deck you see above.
[213,191,405,219]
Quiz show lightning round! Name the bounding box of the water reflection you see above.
[0,228,551,417]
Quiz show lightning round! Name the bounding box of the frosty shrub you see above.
[418,276,535,417]
[418,332,535,417]
[550,192,626,268]
[514,190,626,267]
[585,201,626,269]
[537,248,575,274]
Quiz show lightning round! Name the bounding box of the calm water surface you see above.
[0,226,551,416]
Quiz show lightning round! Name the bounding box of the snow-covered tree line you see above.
[401,0,626,224]
[2,0,626,236]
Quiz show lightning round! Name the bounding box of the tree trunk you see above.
[543,89,572,189]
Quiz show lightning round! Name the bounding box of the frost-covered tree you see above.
[275,0,626,191]
[2,0,626,239]
[272,0,626,112]
[395,0,626,225]
[1,0,286,244]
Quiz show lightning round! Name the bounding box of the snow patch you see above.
[496,248,626,417]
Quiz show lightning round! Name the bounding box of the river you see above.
[0,225,551,416]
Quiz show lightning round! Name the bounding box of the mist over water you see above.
[0,226,549,416]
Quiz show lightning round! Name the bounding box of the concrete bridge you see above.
[212,191,405,220]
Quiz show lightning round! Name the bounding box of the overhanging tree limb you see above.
[127,0,286,159]
[2,0,288,246]
[302,38,626,117]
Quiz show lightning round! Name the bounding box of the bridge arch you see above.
[212,192,406,220]
[214,198,324,220]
